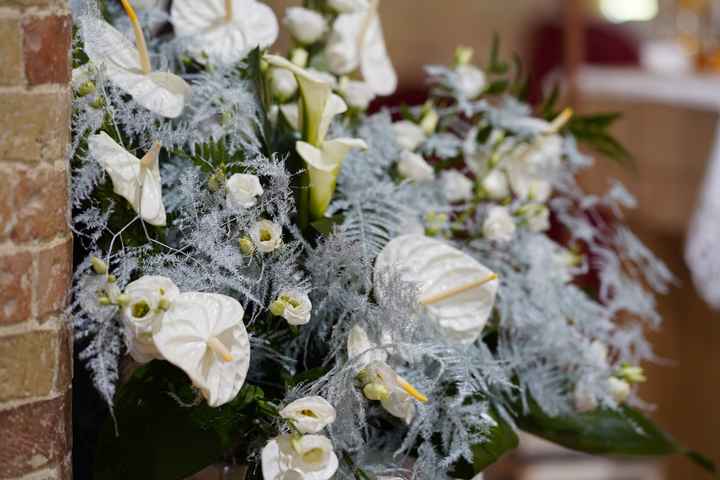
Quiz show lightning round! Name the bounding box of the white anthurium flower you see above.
[393,120,426,152]
[262,434,339,480]
[272,290,312,326]
[328,0,369,13]
[153,292,251,407]
[226,173,264,210]
[326,0,397,96]
[440,170,474,203]
[483,206,516,243]
[455,64,486,99]
[250,219,283,253]
[121,276,180,363]
[397,150,434,183]
[81,4,191,118]
[172,0,278,65]
[340,79,376,111]
[270,67,298,102]
[481,169,510,200]
[374,234,499,344]
[279,396,336,434]
[88,132,167,226]
[347,325,427,423]
[284,7,327,45]
[264,55,367,219]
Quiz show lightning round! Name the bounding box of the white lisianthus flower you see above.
[483,206,516,243]
[272,290,312,326]
[481,169,510,200]
[153,292,251,407]
[250,219,283,253]
[397,150,434,182]
[226,173,264,210]
[326,6,397,95]
[374,235,499,344]
[608,377,631,404]
[455,64,486,99]
[340,79,376,111]
[121,276,180,363]
[328,0,368,13]
[269,67,298,102]
[284,7,327,45]
[81,11,191,118]
[279,396,336,433]
[393,120,426,151]
[88,132,167,226]
[441,170,474,202]
[172,0,278,65]
[264,55,367,219]
[261,434,339,480]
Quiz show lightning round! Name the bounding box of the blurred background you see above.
[265,1,720,479]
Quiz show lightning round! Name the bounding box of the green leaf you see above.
[309,215,344,236]
[94,361,266,480]
[514,398,718,476]
[451,409,519,478]
[486,33,509,75]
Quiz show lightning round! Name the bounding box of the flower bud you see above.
[78,81,96,97]
[284,7,327,45]
[98,296,112,306]
[90,96,105,109]
[157,297,171,311]
[116,293,131,307]
[290,48,309,68]
[239,236,256,256]
[454,46,474,66]
[269,68,298,102]
[420,109,439,136]
[608,377,631,404]
[363,382,390,401]
[270,299,287,317]
[91,256,108,274]
[617,364,646,384]
[107,274,117,283]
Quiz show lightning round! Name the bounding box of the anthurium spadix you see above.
[80,1,191,118]
[153,292,251,407]
[171,0,278,65]
[264,54,368,219]
[88,132,167,226]
[374,234,499,345]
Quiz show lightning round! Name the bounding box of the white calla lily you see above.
[121,275,179,363]
[374,235,498,344]
[326,0,397,96]
[153,292,251,407]
[172,0,278,65]
[81,2,191,118]
[262,434,339,480]
[279,396,336,434]
[88,132,167,226]
[264,55,368,219]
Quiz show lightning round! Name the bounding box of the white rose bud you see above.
[279,396,336,433]
[326,41,358,75]
[455,64,486,99]
[393,120,426,152]
[269,68,298,102]
[226,174,264,210]
[284,7,327,45]
[272,290,312,326]
[250,219,283,253]
[397,150,434,182]
[327,0,369,13]
[483,206,516,243]
[481,170,510,200]
[608,377,631,404]
[341,80,376,111]
[441,170,474,202]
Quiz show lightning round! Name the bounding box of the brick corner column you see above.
[0,0,74,478]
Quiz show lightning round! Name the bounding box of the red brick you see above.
[0,16,24,86]
[0,391,71,477]
[11,164,69,243]
[36,237,73,319]
[0,330,57,401]
[0,250,33,325]
[0,168,17,239]
[23,15,72,85]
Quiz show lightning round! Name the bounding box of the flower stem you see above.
[225,0,233,22]
[120,0,152,74]
[419,273,498,305]
[207,337,234,362]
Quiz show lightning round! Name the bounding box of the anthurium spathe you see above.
[264,55,368,219]
[88,132,167,226]
[81,1,191,118]
[153,292,251,407]
[172,0,278,65]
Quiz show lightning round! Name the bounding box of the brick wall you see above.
[0,0,73,478]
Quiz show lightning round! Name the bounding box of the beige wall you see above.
[265,0,560,87]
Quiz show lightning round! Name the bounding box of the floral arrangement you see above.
[69,0,717,479]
